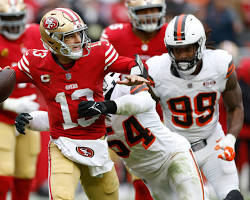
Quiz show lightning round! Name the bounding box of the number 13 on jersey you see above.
[55,88,100,130]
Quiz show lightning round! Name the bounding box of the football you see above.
[0,68,16,103]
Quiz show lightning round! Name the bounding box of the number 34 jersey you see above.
[106,84,190,179]
[12,41,136,140]
[147,49,234,143]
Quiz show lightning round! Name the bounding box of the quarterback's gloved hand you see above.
[214,134,236,161]
[15,113,33,135]
[78,100,117,118]
[3,94,39,114]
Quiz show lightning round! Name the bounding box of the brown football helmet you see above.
[0,0,26,40]
[40,8,91,60]
[126,0,166,32]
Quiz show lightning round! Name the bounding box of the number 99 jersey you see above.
[147,49,234,143]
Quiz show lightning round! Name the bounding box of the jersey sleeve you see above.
[29,111,50,131]
[213,49,234,79]
[14,50,34,83]
[114,91,155,115]
[102,41,137,74]
[226,60,236,79]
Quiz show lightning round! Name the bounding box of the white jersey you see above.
[106,84,190,179]
[147,49,240,200]
[147,49,233,143]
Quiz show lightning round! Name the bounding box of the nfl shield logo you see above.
[66,73,72,80]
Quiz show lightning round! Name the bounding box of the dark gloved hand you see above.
[78,101,109,118]
[15,113,33,135]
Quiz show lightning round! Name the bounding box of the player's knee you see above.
[52,190,74,200]
[15,164,36,179]
[102,167,119,194]
[0,151,14,175]
[224,190,244,200]
[0,161,14,176]
[84,168,119,200]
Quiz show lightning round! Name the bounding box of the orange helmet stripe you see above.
[174,14,187,41]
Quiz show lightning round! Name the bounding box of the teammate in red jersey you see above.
[9,8,147,200]
[101,0,167,61]
[101,0,167,199]
[0,0,44,199]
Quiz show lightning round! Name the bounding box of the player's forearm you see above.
[227,104,244,137]
[114,91,155,115]
[28,111,50,131]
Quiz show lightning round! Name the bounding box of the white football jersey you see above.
[106,84,190,179]
[147,49,233,143]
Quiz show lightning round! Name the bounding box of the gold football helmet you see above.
[0,0,26,40]
[40,8,91,60]
[126,0,166,32]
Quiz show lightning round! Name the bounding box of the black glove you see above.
[78,100,117,118]
[15,113,33,135]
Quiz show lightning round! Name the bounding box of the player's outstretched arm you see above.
[78,91,155,117]
[114,91,155,115]
[15,111,50,135]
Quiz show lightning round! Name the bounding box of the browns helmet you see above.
[164,14,206,76]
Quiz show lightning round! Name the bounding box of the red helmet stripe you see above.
[55,8,80,25]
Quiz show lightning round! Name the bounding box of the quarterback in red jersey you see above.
[0,0,43,199]
[11,8,147,200]
[101,0,167,199]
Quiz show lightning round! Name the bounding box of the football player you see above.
[0,0,44,199]
[101,0,167,61]
[132,14,243,200]
[100,1,167,197]
[15,73,206,200]
[5,8,148,200]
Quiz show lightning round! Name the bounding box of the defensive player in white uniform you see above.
[142,14,243,200]
[15,73,205,200]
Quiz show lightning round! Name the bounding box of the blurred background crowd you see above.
[20,0,250,198]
